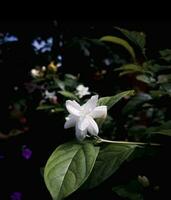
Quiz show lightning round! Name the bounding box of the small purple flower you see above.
[22,145,32,160]
[10,192,22,200]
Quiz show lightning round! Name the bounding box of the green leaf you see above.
[116,27,146,55]
[152,129,171,136]
[100,36,136,62]
[112,180,143,200]
[114,64,150,77]
[158,120,171,129]
[52,108,65,112]
[119,70,137,76]
[122,93,152,115]
[149,90,167,98]
[147,121,171,136]
[58,90,79,101]
[84,144,136,189]
[44,141,99,200]
[128,125,147,141]
[36,105,57,110]
[98,90,135,110]
[160,83,171,96]
[142,121,171,139]
[63,74,78,90]
[54,79,65,90]
[136,74,156,85]
[141,60,160,73]
[36,105,64,112]
[159,49,171,62]
[115,64,153,77]
[115,64,143,73]
[157,74,171,83]
[65,74,77,80]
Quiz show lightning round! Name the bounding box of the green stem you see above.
[95,136,161,146]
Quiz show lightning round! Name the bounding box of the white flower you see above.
[31,69,40,78]
[43,90,57,104]
[44,90,56,99]
[64,95,107,141]
[76,84,90,98]
[31,67,46,78]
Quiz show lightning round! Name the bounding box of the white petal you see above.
[90,106,107,119]
[76,85,90,98]
[78,116,89,131]
[75,124,87,141]
[64,114,77,129]
[72,100,81,109]
[66,100,81,116]
[87,116,99,136]
[82,95,98,111]
[45,90,55,98]
[76,84,84,91]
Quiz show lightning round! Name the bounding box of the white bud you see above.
[138,175,150,187]
[42,66,46,71]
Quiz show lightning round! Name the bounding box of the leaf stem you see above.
[95,136,161,146]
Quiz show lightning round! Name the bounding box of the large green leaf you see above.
[116,27,146,55]
[84,144,136,189]
[100,36,136,62]
[98,90,135,110]
[44,141,99,200]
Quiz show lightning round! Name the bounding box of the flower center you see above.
[80,107,92,116]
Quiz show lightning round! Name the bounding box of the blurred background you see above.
[1,20,171,200]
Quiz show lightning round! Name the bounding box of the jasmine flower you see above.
[64,95,107,141]
[76,84,90,98]
[44,90,57,104]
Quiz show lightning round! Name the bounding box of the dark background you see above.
[1,20,171,200]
